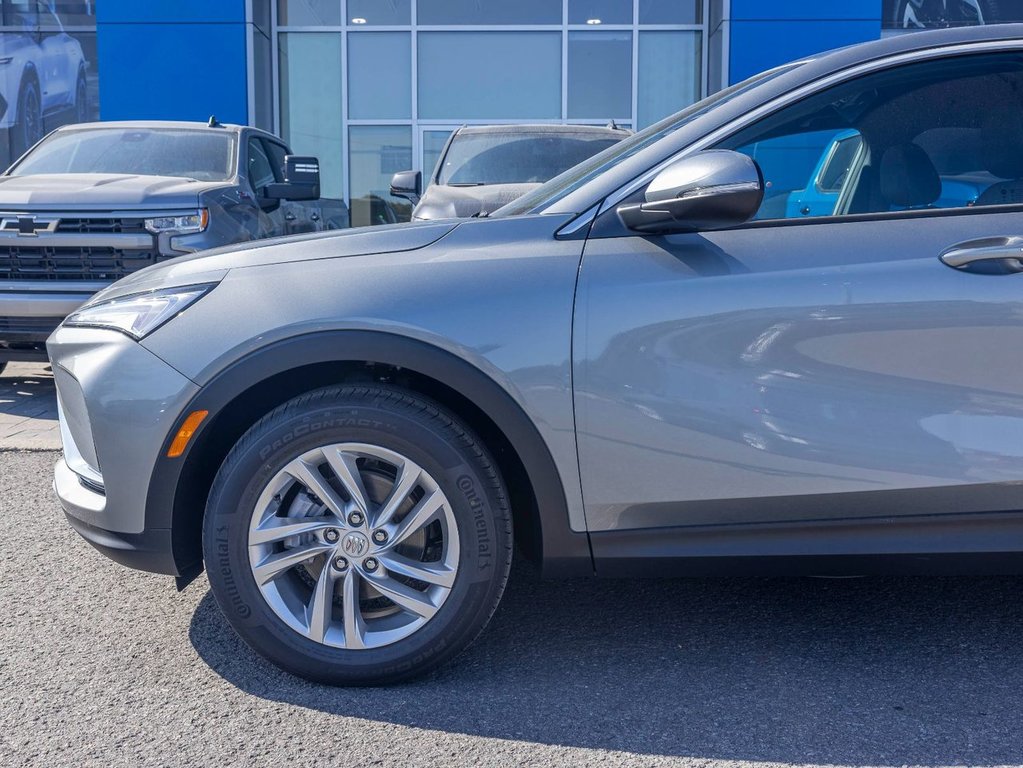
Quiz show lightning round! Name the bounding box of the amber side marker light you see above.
[167,410,209,458]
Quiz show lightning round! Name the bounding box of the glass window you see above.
[347,0,410,25]
[277,0,341,26]
[637,31,701,129]
[348,32,411,119]
[417,0,562,25]
[568,0,632,25]
[438,129,624,184]
[279,33,343,200]
[50,2,98,26]
[263,140,289,182]
[11,127,236,180]
[247,138,276,192]
[419,32,561,119]
[496,62,808,216]
[349,125,412,227]
[639,0,701,24]
[423,130,453,187]
[717,53,1023,221]
[568,31,631,119]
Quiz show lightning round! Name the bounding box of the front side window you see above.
[9,128,236,181]
[717,51,1023,222]
[247,138,276,193]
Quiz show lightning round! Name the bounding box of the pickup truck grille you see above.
[0,213,167,280]
[0,245,165,281]
[54,217,149,235]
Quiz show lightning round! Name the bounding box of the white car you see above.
[0,1,87,156]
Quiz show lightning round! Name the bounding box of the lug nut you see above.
[372,530,387,544]
[364,557,378,572]
[333,556,349,571]
[348,511,365,526]
[324,528,340,543]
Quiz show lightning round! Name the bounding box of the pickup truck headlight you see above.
[64,283,217,340]
[144,209,209,234]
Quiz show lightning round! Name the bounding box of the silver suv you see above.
[0,120,335,370]
[49,25,1023,685]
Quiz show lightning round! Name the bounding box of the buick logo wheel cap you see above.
[341,531,369,557]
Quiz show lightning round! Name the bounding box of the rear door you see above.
[575,49,1023,538]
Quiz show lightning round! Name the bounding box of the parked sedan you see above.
[389,124,628,220]
[49,24,1023,686]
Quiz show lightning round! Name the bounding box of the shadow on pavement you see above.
[0,363,57,419]
[189,562,1023,764]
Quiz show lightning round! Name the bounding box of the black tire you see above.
[202,385,513,685]
[11,76,41,158]
[73,68,88,123]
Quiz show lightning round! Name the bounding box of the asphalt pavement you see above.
[2,450,1023,767]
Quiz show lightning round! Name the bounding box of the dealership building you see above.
[2,1,983,225]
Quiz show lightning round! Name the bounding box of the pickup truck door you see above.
[244,136,286,238]
[264,139,319,234]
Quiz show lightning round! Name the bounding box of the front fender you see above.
[145,330,592,583]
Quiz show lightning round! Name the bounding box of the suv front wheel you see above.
[203,385,513,685]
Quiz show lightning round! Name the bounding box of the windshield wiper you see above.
[448,182,485,187]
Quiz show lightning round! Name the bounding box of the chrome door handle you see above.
[940,237,1023,274]
[284,212,297,221]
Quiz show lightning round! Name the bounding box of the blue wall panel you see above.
[97,0,246,24]
[729,19,881,83]
[729,0,880,21]
[96,1,250,124]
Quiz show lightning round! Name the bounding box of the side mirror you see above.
[617,150,763,234]
[389,170,422,204]
[265,155,320,201]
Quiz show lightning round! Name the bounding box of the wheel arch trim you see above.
[144,329,593,581]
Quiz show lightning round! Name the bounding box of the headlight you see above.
[144,209,209,234]
[64,283,217,340]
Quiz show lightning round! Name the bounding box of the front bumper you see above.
[48,324,200,575]
[0,281,103,360]
[55,458,178,574]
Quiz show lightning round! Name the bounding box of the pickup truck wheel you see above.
[12,78,41,157]
[203,385,513,685]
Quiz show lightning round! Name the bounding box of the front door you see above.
[575,49,1023,535]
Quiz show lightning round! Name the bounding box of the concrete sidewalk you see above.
[0,362,61,450]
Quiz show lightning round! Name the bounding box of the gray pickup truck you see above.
[0,119,344,369]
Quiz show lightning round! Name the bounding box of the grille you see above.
[0,246,168,281]
[0,316,65,331]
[54,217,148,235]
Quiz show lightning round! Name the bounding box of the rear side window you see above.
[717,51,1023,221]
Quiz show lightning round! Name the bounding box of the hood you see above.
[0,173,229,209]
[87,220,461,303]
[413,183,541,220]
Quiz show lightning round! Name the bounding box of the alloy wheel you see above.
[247,442,460,650]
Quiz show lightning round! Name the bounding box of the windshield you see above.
[438,132,623,186]
[10,128,237,181]
[495,62,807,216]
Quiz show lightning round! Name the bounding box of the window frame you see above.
[595,40,1023,234]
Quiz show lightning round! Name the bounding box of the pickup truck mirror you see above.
[617,150,763,235]
[265,155,321,202]
[389,170,422,205]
